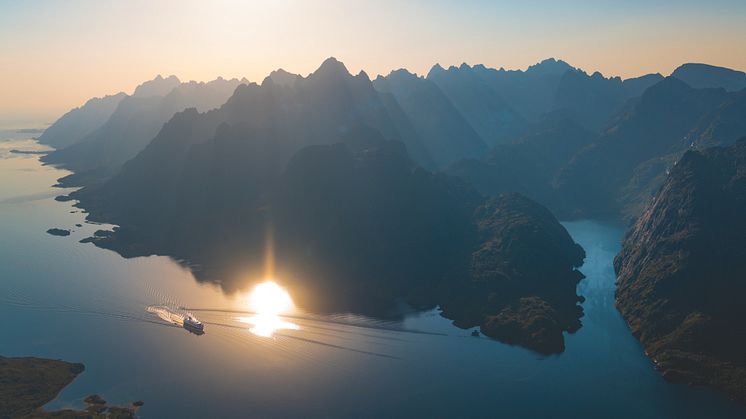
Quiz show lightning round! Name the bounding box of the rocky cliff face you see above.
[615,138,746,402]
[555,77,733,219]
[441,193,586,354]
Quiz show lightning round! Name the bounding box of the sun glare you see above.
[249,281,293,315]
[237,281,298,337]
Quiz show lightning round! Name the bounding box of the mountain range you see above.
[75,127,585,353]
[37,92,127,149]
[41,75,247,184]
[39,57,746,378]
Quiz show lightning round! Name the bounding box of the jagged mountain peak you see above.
[265,68,301,87]
[526,58,573,75]
[133,74,181,98]
[385,68,420,81]
[313,57,351,77]
[426,63,446,78]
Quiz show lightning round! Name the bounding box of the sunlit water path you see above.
[1,138,744,418]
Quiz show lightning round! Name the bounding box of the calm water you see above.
[1,137,744,418]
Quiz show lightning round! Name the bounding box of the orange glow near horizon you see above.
[2,0,746,126]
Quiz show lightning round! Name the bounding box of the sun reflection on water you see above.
[236,281,299,337]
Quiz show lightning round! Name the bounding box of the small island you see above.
[46,228,71,237]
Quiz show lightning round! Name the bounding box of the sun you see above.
[249,281,294,316]
[238,281,298,337]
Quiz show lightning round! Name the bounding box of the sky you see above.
[2,0,746,126]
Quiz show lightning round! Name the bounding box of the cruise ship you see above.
[183,313,204,333]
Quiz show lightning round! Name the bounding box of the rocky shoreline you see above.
[0,356,142,418]
[615,139,746,403]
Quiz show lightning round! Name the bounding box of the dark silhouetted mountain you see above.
[550,69,627,131]
[65,57,435,197]
[38,74,183,151]
[423,59,663,151]
[71,104,585,353]
[42,76,246,182]
[672,63,746,92]
[687,89,746,149]
[37,92,126,149]
[440,192,586,354]
[555,77,733,219]
[266,68,301,86]
[449,74,745,221]
[622,72,665,97]
[427,63,529,146]
[615,139,746,402]
[373,69,487,167]
[447,119,597,207]
[546,69,663,132]
[470,58,574,122]
[132,74,181,97]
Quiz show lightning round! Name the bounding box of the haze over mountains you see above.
[42,58,742,204]
[41,57,746,229]
[37,92,127,149]
[38,57,746,386]
[41,75,247,183]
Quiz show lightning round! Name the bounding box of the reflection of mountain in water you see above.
[79,132,585,354]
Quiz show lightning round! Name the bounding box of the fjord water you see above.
[1,137,744,418]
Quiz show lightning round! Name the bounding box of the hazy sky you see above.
[2,0,746,126]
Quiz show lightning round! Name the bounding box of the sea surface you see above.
[1,137,744,418]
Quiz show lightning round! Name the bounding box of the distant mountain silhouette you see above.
[424,60,662,141]
[40,57,672,185]
[38,76,183,151]
[132,74,181,97]
[672,63,746,91]
[266,68,301,86]
[427,63,529,146]
[623,73,665,97]
[446,73,746,220]
[37,92,126,149]
[373,69,488,167]
[615,138,746,402]
[470,58,574,122]
[447,119,597,206]
[79,58,434,191]
[554,76,735,218]
[40,57,746,227]
[549,69,661,131]
[42,76,247,183]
